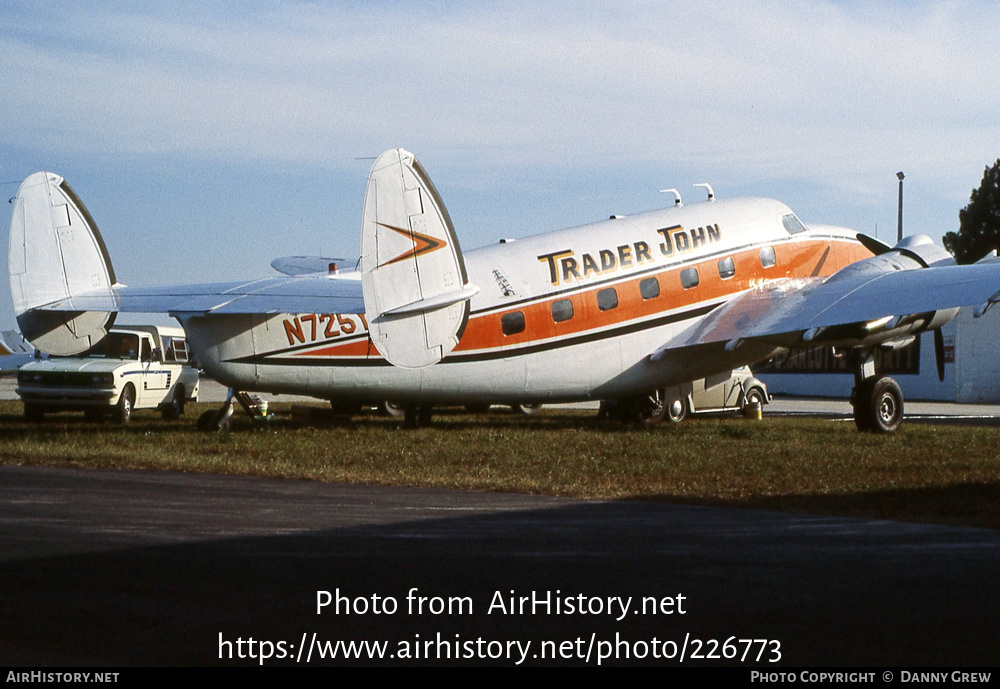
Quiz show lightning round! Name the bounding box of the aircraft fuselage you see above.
[182,197,871,404]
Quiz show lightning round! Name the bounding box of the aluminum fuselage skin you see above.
[181,197,869,404]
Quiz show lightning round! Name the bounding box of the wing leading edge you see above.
[653,256,1000,360]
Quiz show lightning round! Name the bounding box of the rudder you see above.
[8,172,117,355]
[360,149,478,368]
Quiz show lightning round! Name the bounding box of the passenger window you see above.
[640,277,660,300]
[680,267,699,289]
[718,257,735,280]
[551,299,574,323]
[501,311,525,336]
[597,288,618,311]
[760,246,776,268]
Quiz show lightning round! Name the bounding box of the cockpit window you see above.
[782,214,806,234]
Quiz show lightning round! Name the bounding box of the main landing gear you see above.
[597,390,687,426]
[850,351,903,433]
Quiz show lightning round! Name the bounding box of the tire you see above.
[330,400,362,416]
[403,404,432,428]
[24,404,44,423]
[512,403,542,415]
[868,377,903,434]
[666,396,688,423]
[197,408,230,432]
[116,385,135,425]
[161,386,184,420]
[852,379,874,432]
[744,387,766,413]
[380,401,406,418]
[635,390,667,426]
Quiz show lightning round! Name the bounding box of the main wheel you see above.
[869,377,903,433]
[330,400,362,416]
[403,404,432,428]
[852,379,873,432]
[380,401,406,418]
[853,377,903,433]
[197,407,231,432]
[116,385,135,425]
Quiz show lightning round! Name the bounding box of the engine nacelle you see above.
[892,234,955,268]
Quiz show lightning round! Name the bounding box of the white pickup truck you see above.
[16,325,200,424]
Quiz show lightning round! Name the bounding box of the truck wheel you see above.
[744,388,766,414]
[666,396,688,423]
[161,386,185,420]
[116,385,135,425]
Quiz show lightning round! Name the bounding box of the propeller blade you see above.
[934,329,946,382]
[857,233,893,256]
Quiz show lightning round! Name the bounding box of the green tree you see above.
[943,159,1000,264]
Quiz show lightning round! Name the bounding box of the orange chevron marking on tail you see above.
[376,222,447,268]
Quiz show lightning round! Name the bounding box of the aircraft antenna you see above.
[659,188,682,206]
[693,183,715,201]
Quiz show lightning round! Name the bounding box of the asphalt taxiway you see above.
[1,465,998,666]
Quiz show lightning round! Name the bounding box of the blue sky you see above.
[2,1,999,331]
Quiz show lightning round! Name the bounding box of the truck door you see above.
[140,336,171,405]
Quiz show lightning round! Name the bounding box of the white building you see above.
[756,306,1000,403]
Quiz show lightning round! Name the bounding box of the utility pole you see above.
[896,171,905,242]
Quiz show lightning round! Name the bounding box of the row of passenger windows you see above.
[500,246,778,336]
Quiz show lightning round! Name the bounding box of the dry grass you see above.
[2,401,999,529]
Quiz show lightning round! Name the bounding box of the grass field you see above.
[2,400,999,530]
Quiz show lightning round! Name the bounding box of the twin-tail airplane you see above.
[9,148,1000,432]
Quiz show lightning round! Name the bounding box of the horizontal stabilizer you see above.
[271,255,349,276]
[8,172,116,355]
[383,286,480,317]
[360,149,477,368]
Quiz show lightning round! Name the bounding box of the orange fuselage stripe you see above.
[282,237,869,360]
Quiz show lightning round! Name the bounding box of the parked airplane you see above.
[10,149,1000,431]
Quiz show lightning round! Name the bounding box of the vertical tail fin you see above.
[8,172,117,355]
[360,149,478,368]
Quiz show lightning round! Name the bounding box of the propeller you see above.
[856,233,893,256]
[934,329,946,382]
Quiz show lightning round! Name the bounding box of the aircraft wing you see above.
[653,259,1000,358]
[30,276,364,316]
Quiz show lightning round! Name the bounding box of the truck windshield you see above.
[79,333,140,360]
